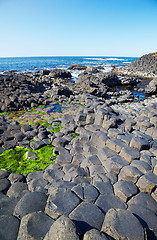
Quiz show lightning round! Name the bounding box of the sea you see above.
[0,56,137,81]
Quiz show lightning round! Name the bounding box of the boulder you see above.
[69,202,105,233]
[44,215,82,240]
[95,194,127,214]
[118,165,143,183]
[113,180,138,202]
[128,192,157,214]
[0,178,11,193]
[17,211,54,240]
[14,191,47,219]
[119,76,139,85]
[136,172,157,193]
[49,69,72,79]
[145,77,157,94]
[72,183,99,203]
[7,182,28,198]
[68,64,87,70]
[45,188,80,219]
[0,215,20,240]
[83,228,111,240]
[128,204,157,229]
[101,208,144,240]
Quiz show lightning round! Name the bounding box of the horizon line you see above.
[0,55,139,58]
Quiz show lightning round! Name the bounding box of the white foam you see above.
[102,66,113,72]
[85,58,104,61]
[70,70,83,81]
[105,58,125,61]
[123,61,130,64]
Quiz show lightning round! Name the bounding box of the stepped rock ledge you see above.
[114,52,157,79]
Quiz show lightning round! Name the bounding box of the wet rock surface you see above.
[0,60,157,239]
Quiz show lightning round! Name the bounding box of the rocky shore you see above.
[0,54,157,240]
[114,52,157,79]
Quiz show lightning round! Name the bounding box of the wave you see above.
[105,58,125,61]
[123,61,130,64]
[84,58,105,61]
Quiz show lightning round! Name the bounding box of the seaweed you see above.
[0,145,58,174]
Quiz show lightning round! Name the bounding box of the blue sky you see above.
[0,0,157,57]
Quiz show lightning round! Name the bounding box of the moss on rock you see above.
[0,145,58,175]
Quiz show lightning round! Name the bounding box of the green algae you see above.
[34,111,46,115]
[30,138,36,142]
[72,133,80,138]
[19,120,62,134]
[74,103,85,107]
[47,122,62,134]
[0,146,58,174]
[0,112,8,115]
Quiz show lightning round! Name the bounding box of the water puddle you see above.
[6,102,80,125]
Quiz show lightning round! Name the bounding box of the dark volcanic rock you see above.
[101,208,144,240]
[49,68,72,79]
[0,215,20,240]
[115,52,157,78]
[69,202,105,233]
[145,77,157,95]
[96,72,120,86]
[13,191,47,219]
[75,72,108,98]
[68,64,87,70]
[17,211,54,240]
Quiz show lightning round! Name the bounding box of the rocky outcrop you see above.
[74,72,120,98]
[49,69,72,79]
[115,52,157,78]
[68,64,87,70]
[145,77,157,95]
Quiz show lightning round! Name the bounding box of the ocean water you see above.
[0,56,137,74]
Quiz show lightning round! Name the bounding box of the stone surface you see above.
[83,228,110,240]
[0,178,10,193]
[28,178,47,193]
[93,181,114,195]
[72,183,99,203]
[44,215,82,240]
[101,208,144,240]
[0,215,20,240]
[0,194,19,216]
[14,191,47,219]
[130,136,150,150]
[45,188,80,219]
[7,182,28,198]
[128,192,157,214]
[17,211,54,240]
[120,146,140,163]
[8,173,25,184]
[114,180,138,202]
[130,160,152,174]
[95,194,127,214]
[128,204,157,230]
[69,202,105,233]
[30,140,45,150]
[0,171,10,179]
[103,155,128,174]
[26,151,38,160]
[118,165,143,183]
[136,172,157,193]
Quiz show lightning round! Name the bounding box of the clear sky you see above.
[0,0,157,57]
